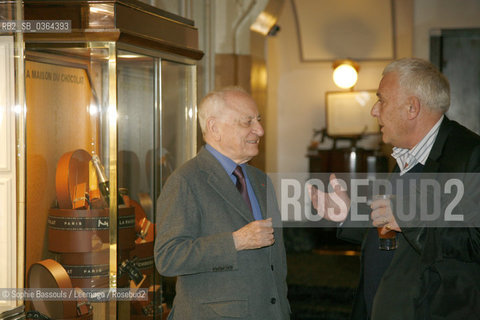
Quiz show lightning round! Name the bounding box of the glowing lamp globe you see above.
[332,61,359,89]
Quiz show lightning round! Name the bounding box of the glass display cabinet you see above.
[16,1,203,319]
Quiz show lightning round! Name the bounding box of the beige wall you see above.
[266,0,411,173]
[413,0,480,59]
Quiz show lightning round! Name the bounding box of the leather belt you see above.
[134,256,154,273]
[55,150,91,210]
[130,241,154,276]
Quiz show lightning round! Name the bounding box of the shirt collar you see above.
[392,115,444,174]
[205,144,243,175]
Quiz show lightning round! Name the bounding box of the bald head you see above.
[198,86,249,136]
[198,87,264,164]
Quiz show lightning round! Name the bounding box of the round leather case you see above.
[48,208,109,253]
[118,206,137,251]
[55,150,91,209]
[58,250,109,289]
[58,249,131,289]
[27,259,77,319]
[48,207,136,253]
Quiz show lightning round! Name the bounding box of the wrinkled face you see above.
[215,92,264,164]
[370,72,410,148]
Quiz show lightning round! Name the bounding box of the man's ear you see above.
[406,96,421,120]
[207,117,221,141]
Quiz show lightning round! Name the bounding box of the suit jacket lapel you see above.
[424,117,452,173]
[197,148,253,222]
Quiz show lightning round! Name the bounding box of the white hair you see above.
[383,58,450,113]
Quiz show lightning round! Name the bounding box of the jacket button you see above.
[271,265,274,271]
[270,298,276,304]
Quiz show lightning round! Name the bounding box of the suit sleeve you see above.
[427,171,480,263]
[154,173,238,277]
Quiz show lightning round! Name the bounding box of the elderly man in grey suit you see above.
[154,87,290,319]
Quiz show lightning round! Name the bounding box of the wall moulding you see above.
[292,0,395,62]
[0,35,17,312]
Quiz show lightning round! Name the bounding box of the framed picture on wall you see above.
[325,90,379,137]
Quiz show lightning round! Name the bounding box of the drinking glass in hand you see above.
[373,194,398,251]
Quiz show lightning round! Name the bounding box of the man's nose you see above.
[371,101,380,117]
[253,121,264,136]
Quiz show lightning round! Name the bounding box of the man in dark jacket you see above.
[310,58,480,319]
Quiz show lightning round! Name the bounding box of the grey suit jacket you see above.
[154,147,290,320]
